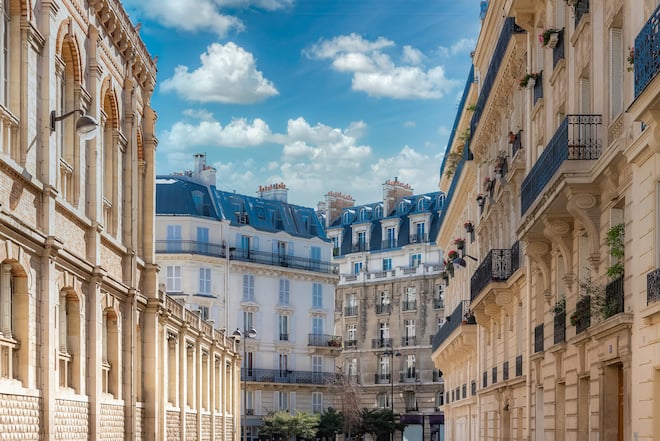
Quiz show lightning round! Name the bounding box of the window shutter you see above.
[255,390,263,415]
[610,27,623,117]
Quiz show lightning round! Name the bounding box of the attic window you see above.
[256,207,265,219]
[417,198,425,211]
[374,205,383,219]
[343,212,351,224]
[359,209,369,222]
[192,191,204,215]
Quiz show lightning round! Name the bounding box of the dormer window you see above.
[417,198,425,211]
[374,205,383,219]
[359,208,369,222]
[437,194,446,209]
[343,211,351,224]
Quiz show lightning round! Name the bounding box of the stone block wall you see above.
[201,414,212,441]
[55,399,89,440]
[186,411,198,441]
[99,403,125,441]
[166,410,180,441]
[0,392,41,440]
[135,405,144,441]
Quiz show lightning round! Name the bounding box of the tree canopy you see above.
[260,411,320,440]
[356,408,405,441]
[316,408,343,441]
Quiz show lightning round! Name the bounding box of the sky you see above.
[122,0,484,208]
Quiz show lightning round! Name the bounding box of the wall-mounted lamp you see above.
[453,255,478,267]
[50,109,98,140]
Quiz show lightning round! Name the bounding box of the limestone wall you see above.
[0,393,41,440]
[55,398,89,440]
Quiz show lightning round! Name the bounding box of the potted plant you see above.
[464,221,474,233]
[476,193,485,208]
[454,237,466,250]
[540,28,562,48]
[494,151,507,176]
[627,46,635,72]
[483,176,494,192]
[444,259,455,277]
[551,297,566,315]
[519,72,540,88]
[447,250,459,260]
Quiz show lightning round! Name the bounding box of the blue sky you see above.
[122,0,483,207]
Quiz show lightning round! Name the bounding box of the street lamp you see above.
[49,109,99,140]
[233,327,257,441]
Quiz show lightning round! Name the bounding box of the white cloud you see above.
[437,38,476,57]
[182,108,215,121]
[161,42,278,104]
[163,117,274,149]
[305,34,457,100]
[403,121,416,128]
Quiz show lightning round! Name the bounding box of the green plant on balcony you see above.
[443,143,464,179]
[551,296,566,316]
[519,72,540,88]
[627,47,635,72]
[466,103,477,112]
[540,28,562,47]
[606,223,625,279]
[577,275,619,322]
[328,336,342,347]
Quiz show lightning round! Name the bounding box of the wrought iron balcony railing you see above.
[470,17,526,141]
[470,241,520,301]
[156,240,226,258]
[375,373,391,384]
[534,323,544,353]
[635,4,660,97]
[344,339,357,349]
[647,267,660,305]
[554,311,566,344]
[605,276,624,316]
[381,239,398,249]
[433,298,445,309]
[399,372,418,383]
[376,304,392,314]
[241,368,337,385]
[231,247,337,274]
[344,306,358,316]
[308,334,342,348]
[431,300,474,352]
[401,336,417,347]
[409,233,429,244]
[372,338,392,349]
[351,242,369,252]
[575,296,591,334]
[521,115,602,215]
[401,300,417,311]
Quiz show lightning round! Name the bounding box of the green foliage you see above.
[466,104,477,112]
[605,223,625,279]
[551,296,566,315]
[261,411,319,440]
[356,409,405,440]
[316,408,343,441]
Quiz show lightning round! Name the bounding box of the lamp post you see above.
[233,328,257,441]
[382,349,401,441]
[49,109,99,140]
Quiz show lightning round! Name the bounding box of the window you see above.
[382,258,392,271]
[416,222,425,241]
[1,0,9,105]
[279,314,289,341]
[199,268,211,295]
[312,283,323,308]
[374,205,383,219]
[405,355,416,379]
[404,391,417,411]
[196,227,209,254]
[331,237,339,250]
[199,306,209,321]
[347,293,357,307]
[102,308,120,397]
[386,227,396,248]
[437,317,445,330]
[278,391,289,410]
[609,27,623,117]
[278,354,289,375]
[279,279,290,305]
[377,392,390,408]
[167,225,182,252]
[243,274,255,301]
[342,211,351,224]
[166,266,182,292]
[59,290,81,390]
[359,208,369,222]
[410,253,422,267]
[312,355,323,374]
[346,324,357,344]
[312,317,323,335]
[379,321,389,339]
[312,392,323,414]
[379,291,390,306]
[435,391,444,407]
[357,231,366,249]
[353,261,363,274]
[417,198,425,211]
[403,287,416,310]
[379,355,391,377]
[243,311,254,331]
[347,358,357,377]
[310,246,321,270]
[404,319,416,340]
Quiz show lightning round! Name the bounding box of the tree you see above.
[356,409,405,441]
[261,411,320,441]
[317,407,343,441]
[327,370,361,439]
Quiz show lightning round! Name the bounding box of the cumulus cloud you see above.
[163,117,274,149]
[304,34,457,99]
[123,0,293,36]
[161,42,278,104]
[437,38,476,57]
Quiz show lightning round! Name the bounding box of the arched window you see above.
[102,307,120,397]
[0,261,28,383]
[359,208,369,222]
[374,204,383,219]
[58,290,81,391]
[417,198,425,211]
[342,211,351,224]
[101,90,118,235]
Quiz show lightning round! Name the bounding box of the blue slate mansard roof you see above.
[155,175,328,240]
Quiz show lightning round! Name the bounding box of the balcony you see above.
[381,239,398,249]
[470,17,526,141]
[374,373,391,384]
[231,247,337,274]
[401,300,417,311]
[344,306,358,317]
[156,240,226,258]
[605,276,624,316]
[372,338,392,349]
[344,339,357,349]
[431,300,476,353]
[279,333,289,341]
[647,268,660,305]
[241,368,337,385]
[308,334,342,348]
[554,311,566,345]
[399,372,419,383]
[635,4,660,98]
[433,298,445,309]
[470,242,520,301]
[351,242,369,253]
[401,336,417,347]
[574,296,591,334]
[534,323,544,353]
[409,233,428,244]
[376,304,392,314]
[521,114,603,215]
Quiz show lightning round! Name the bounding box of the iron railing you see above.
[533,71,543,105]
[521,115,602,215]
[376,304,391,314]
[575,296,591,334]
[431,300,474,351]
[515,355,523,377]
[554,311,566,344]
[534,323,544,353]
[231,247,336,274]
[402,300,417,311]
[381,239,398,249]
[574,0,589,28]
[410,233,429,244]
[503,361,509,381]
[371,338,392,349]
[374,373,391,384]
[351,243,369,252]
[470,18,526,141]
[470,241,520,301]
[241,368,337,385]
[156,240,226,258]
[344,339,357,349]
[553,30,565,68]
[401,336,417,347]
[647,267,660,305]
[511,130,523,158]
[400,372,419,383]
[605,276,624,316]
[308,334,342,348]
[344,306,358,316]
[635,4,660,97]
[433,298,445,309]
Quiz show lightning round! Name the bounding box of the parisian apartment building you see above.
[155,154,341,441]
[431,1,660,440]
[0,1,241,441]
[325,180,447,441]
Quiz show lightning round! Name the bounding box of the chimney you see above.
[382,177,413,215]
[258,182,289,203]
[324,191,355,227]
[190,153,217,186]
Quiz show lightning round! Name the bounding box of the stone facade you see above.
[431,1,660,440]
[0,1,241,440]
